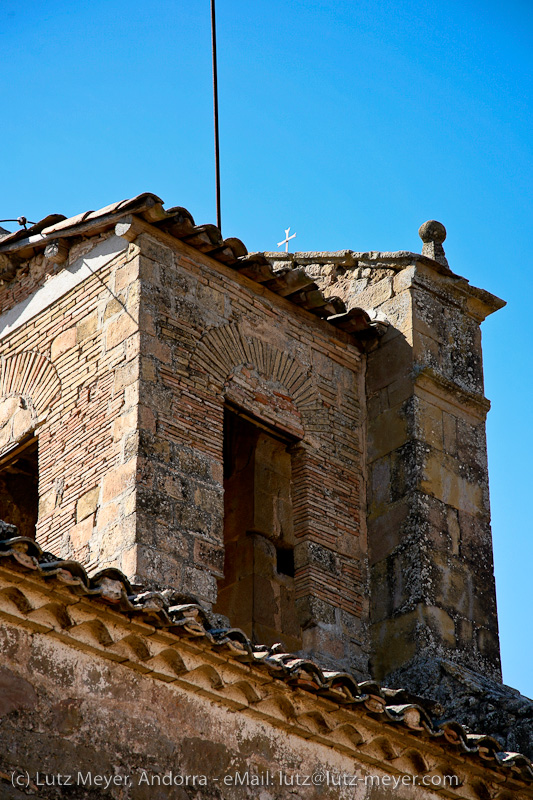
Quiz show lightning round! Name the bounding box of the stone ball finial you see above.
[418,220,446,244]
[418,220,449,268]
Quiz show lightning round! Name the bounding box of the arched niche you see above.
[190,323,321,650]
[0,352,61,539]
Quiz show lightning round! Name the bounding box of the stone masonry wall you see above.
[277,251,504,683]
[1,610,494,800]
[0,224,369,676]
[0,234,140,574]
[129,227,368,675]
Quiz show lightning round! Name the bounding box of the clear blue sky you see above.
[2,1,532,698]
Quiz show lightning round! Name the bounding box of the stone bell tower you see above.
[0,198,505,688]
[0,195,384,678]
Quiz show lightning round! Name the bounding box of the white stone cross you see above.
[277,227,296,252]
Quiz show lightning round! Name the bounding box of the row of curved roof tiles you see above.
[0,193,387,343]
[0,534,531,786]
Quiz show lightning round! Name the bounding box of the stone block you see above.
[352,276,393,310]
[126,280,140,311]
[0,396,20,429]
[456,617,473,646]
[197,283,225,315]
[113,408,137,442]
[138,404,156,433]
[218,542,252,601]
[367,500,409,565]
[457,511,492,560]
[280,584,300,639]
[301,625,346,665]
[253,575,278,627]
[140,356,156,382]
[378,293,413,336]
[371,612,419,680]
[372,603,455,680]
[456,417,487,470]
[162,473,183,501]
[416,399,443,450]
[76,311,98,343]
[115,258,140,293]
[296,595,336,627]
[11,407,34,443]
[370,560,391,623]
[70,516,93,550]
[103,296,123,320]
[102,460,136,504]
[369,457,391,514]
[119,544,138,576]
[472,579,498,626]
[477,627,500,665]
[412,330,440,371]
[431,556,473,618]
[129,542,183,589]
[180,564,217,604]
[138,308,157,336]
[76,486,100,522]
[0,423,11,453]
[367,335,413,395]
[96,501,119,530]
[368,406,408,461]
[210,459,224,485]
[51,327,76,360]
[123,490,136,517]
[250,533,276,575]
[98,514,137,562]
[106,312,138,351]
[421,453,482,515]
[138,233,175,268]
[38,487,56,519]
[387,375,413,407]
[124,381,140,407]
[393,266,415,293]
[113,359,138,392]
[424,605,456,648]
[442,412,457,456]
[193,538,225,577]
[391,551,417,613]
[446,507,460,555]
[192,485,221,517]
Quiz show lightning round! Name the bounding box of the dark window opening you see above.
[0,437,39,540]
[276,546,295,578]
[214,406,301,650]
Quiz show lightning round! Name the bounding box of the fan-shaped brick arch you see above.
[189,322,320,412]
[0,351,61,420]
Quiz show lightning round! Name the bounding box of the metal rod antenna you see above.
[211,0,222,232]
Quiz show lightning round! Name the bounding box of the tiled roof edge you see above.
[0,534,531,785]
[0,194,387,345]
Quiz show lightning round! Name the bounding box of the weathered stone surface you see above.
[76,486,100,522]
[298,247,503,682]
[418,220,449,267]
[0,666,37,716]
[385,657,533,760]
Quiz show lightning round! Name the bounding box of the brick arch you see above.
[0,351,61,421]
[189,322,320,414]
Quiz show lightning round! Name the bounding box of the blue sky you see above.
[2,1,532,698]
